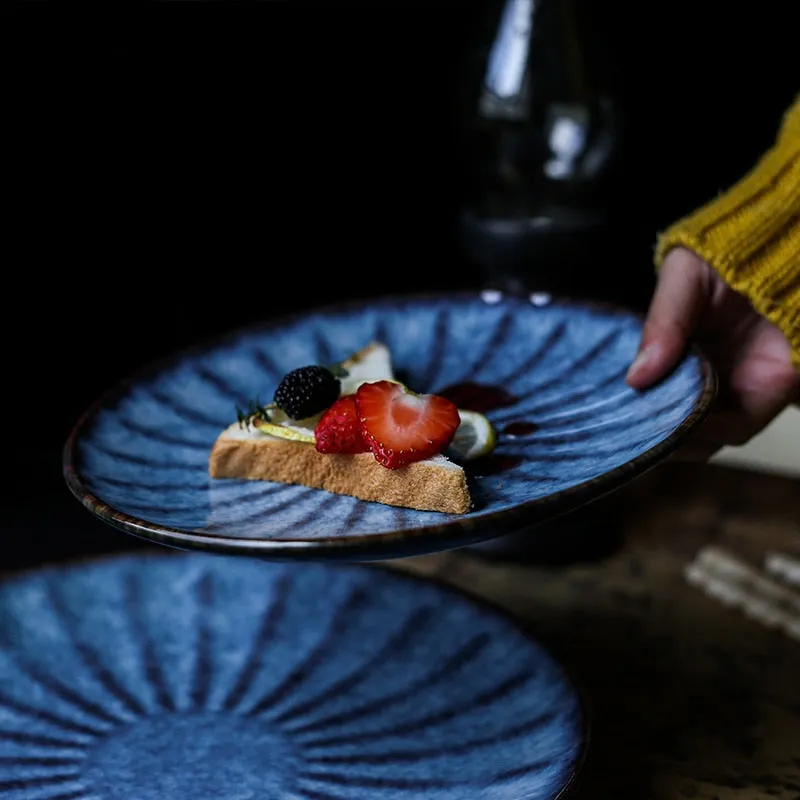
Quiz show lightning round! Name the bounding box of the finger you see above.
[627,248,710,389]
[696,356,800,446]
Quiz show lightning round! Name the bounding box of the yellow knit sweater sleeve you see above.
[654,97,800,368]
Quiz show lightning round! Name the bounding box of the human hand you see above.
[626,246,800,461]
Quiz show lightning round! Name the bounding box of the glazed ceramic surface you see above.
[0,552,586,799]
[64,292,714,559]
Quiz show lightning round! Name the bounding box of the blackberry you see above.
[273,365,340,419]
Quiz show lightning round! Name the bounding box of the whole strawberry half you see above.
[314,395,370,454]
[356,380,460,469]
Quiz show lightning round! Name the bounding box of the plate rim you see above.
[62,290,717,560]
[0,548,591,800]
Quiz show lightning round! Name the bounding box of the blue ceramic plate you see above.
[0,552,587,800]
[64,291,715,560]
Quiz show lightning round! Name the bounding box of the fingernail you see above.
[626,345,653,382]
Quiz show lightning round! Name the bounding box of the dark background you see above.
[2,2,796,571]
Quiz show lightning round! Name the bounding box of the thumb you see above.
[627,247,711,389]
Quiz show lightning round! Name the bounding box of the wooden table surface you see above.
[394,462,800,800]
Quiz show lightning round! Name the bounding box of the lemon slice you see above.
[449,410,497,461]
[252,417,316,443]
[252,407,317,444]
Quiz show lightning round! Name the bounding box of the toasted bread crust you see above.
[209,428,471,514]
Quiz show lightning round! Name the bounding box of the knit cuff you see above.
[655,103,800,370]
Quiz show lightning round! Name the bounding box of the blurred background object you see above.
[2,0,797,570]
[455,0,636,304]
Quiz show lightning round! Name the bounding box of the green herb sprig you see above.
[236,398,272,430]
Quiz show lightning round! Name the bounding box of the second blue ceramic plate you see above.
[0,552,587,799]
[64,291,715,559]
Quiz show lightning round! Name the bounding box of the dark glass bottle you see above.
[456,0,634,562]
[456,0,645,308]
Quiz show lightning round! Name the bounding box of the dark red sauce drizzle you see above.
[436,382,517,413]
[436,382,537,477]
[500,421,538,437]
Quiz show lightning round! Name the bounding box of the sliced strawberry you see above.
[314,395,370,454]
[356,380,460,469]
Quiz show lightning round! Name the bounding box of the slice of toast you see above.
[208,342,471,514]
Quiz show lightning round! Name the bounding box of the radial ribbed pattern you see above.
[64,293,713,557]
[0,553,585,799]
